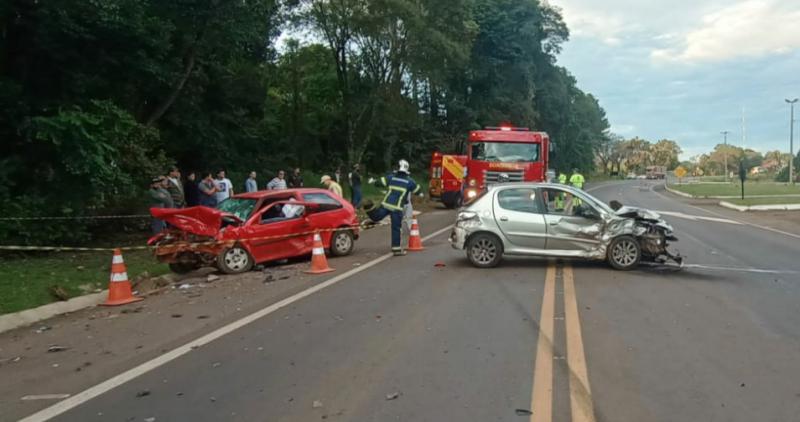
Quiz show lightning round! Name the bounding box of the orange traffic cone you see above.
[101,249,143,306]
[407,218,425,252]
[305,233,335,274]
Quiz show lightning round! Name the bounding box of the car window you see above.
[541,188,598,218]
[497,188,542,214]
[302,192,343,210]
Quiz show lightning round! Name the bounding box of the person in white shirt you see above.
[267,170,288,190]
[282,198,304,219]
[214,170,234,203]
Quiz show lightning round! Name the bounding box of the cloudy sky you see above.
[550,0,800,159]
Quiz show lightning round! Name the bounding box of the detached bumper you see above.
[450,226,467,250]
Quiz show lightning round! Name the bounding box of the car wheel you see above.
[168,262,199,274]
[217,245,254,274]
[607,235,641,270]
[329,230,354,256]
[466,233,503,268]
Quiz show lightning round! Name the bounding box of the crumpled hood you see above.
[150,206,226,237]
[615,206,662,221]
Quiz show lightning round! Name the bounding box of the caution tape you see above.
[0,220,393,253]
[0,214,151,221]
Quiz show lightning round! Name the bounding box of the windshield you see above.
[470,141,540,162]
[216,198,257,221]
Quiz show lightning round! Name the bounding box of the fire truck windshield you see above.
[470,141,540,162]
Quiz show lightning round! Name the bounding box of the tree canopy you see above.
[2,0,610,244]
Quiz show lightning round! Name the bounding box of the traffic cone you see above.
[101,249,143,306]
[305,233,335,274]
[407,218,425,252]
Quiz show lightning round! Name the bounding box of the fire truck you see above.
[429,126,551,208]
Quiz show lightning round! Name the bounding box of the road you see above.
[8,180,800,422]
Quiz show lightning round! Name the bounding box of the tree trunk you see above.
[145,47,197,127]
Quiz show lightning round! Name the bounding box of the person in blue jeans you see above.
[365,159,422,256]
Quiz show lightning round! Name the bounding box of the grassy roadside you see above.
[0,170,429,315]
[725,197,800,206]
[0,249,168,315]
[668,182,800,197]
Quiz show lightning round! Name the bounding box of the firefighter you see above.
[365,159,422,256]
[569,168,585,189]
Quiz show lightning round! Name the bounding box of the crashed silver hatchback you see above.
[450,183,682,270]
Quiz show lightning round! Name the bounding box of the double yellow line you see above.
[531,262,595,422]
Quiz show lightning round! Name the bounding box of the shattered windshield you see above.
[470,141,540,162]
[216,198,256,221]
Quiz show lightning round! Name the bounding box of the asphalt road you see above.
[12,180,800,421]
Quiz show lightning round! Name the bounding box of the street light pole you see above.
[786,98,798,185]
[720,131,730,182]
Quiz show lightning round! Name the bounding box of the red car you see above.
[148,188,359,274]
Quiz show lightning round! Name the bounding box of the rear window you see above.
[302,192,343,210]
[497,188,543,214]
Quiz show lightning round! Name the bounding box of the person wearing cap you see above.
[149,176,174,233]
[364,159,423,256]
[320,174,343,197]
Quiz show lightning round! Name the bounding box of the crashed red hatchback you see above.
[148,189,359,274]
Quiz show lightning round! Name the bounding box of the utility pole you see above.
[721,131,730,182]
[786,98,798,185]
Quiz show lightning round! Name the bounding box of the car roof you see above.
[487,182,580,191]
[233,188,331,200]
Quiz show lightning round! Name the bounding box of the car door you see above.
[540,187,605,252]
[301,192,346,245]
[492,187,547,249]
[242,203,310,263]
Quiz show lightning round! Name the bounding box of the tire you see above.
[216,245,254,274]
[607,235,641,270]
[329,230,355,257]
[168,262,198,274]
[465,233,503,268]
[443,193,463,209]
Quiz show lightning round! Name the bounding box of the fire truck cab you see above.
[462,126,550,202]
[429,126,551,208]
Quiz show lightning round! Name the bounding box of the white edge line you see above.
[21,225,454,422]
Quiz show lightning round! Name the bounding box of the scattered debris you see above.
[353,263,362,267]
[178,284,192,290]
[740,383,746,388]
[207,274,221,283]
[210,396,217,402]
[121,307,144,314]
[313,400,323,408]
[49,285,69,301]
[75,362,92,372]
[515,409,533,416]
[171,314,183,318]
[21,394,71,401]
[263,273,275,283]
[197,315,210,319]
[176,392,184,397]
[434,261,446,267]
[51,363,59,368]
[136,390,151,398]
[144,417,156,422]
[47,345,68,353]
[212,362,221,368]
[385,392,401,401]
[35,325,52,334]
[278,275,291,280]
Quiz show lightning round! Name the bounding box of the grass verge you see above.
[669,183,800,197]
[0,250,168,315]
[725,197,800,206]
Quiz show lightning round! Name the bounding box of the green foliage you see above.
[2,0,610,246]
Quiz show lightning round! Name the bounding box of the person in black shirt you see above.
[349,163,362,207]
[288,167,304,188]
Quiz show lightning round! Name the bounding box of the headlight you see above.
[467,190,477,198]
[468,179,477,187]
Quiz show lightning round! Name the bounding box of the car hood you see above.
[615,206,662,221]
[150,206,239,237]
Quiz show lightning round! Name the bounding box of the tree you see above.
[650,139,682,169]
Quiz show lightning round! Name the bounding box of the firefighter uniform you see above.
[366,170,421,255]
[558,173,568,184]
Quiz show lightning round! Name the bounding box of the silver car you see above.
[450,183,682,270]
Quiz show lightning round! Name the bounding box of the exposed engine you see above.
[610,201,683,266]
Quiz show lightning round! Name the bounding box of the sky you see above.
[550,0,800,160]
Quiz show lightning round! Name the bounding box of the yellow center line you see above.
[530,261,556,422]
[563,264,596,422]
